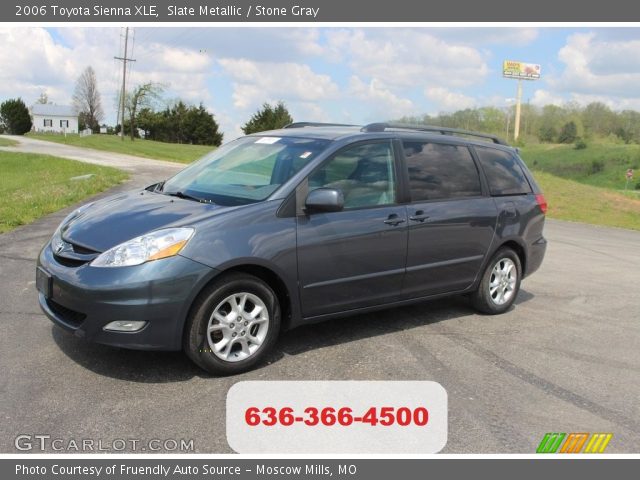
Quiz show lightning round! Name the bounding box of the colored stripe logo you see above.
[537,433,565,453]
[584,433,613,453]
[537,433,612,453]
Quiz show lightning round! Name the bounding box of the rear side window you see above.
[475,147,531,196]
[403,141,482,201]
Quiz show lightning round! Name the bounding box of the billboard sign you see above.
[503,60,541,80]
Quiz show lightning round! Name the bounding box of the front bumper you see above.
[37,242,216,350]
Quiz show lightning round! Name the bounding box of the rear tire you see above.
[472,247,522,315]
[183,273,280,376]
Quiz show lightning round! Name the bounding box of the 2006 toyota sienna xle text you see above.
[37,122,547,375]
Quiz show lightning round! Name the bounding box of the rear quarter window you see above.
[475,146,532,196]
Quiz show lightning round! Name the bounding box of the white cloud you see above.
[218,58,339,109]
[132,28,325,63]
[326,29,489,89]
[550,32,640,99]
[349,76,414,119]
[530,89,565,107]
[425,87,476,112]
[291,102,331,123]
[0,28,120,109]
[158,48,212,73]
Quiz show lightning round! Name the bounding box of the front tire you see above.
[184,273,281,375]
[472,248,522,314]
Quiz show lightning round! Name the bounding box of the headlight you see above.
[52,202,95,251]
[90,228,194,268]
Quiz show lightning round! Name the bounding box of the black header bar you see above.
[4,0,640,22]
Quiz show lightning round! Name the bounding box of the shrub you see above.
[590,160,605,175]
[574,139,587,150]
[514,138,526,148]
[0,98,32,135]
[538,125,556,143]
[558,121,578,144]
[242,102,293,134]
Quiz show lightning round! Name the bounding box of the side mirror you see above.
[305,188,344,213]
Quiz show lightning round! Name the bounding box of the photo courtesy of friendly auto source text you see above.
[0,0,639,477]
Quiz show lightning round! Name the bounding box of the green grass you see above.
[0,151,128,233]
[27,133,215,164]
[520,142,640,191]
[0,137,18,147]
[516,141,640,229]
[533,171,640,230]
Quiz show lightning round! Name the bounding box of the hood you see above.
[61,190,226,252]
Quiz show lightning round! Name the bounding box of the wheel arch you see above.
[494,239,527,276]
[179,260,298,348]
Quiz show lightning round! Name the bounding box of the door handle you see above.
[409,210,430,222]
[384,214,406,226]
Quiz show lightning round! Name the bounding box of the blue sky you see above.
[2,27,640,139]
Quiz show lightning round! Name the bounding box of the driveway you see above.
[0,138,638,453]
[0,134,184,183]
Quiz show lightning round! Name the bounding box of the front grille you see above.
[46,298,86,328]
[71,243,98,255]
[53,240,99,267]
[53,254,87,267]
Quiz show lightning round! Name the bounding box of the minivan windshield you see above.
[161,136,331,205]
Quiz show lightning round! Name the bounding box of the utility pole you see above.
[514,79,523,141]
[114,27,135,141]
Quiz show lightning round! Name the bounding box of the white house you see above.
[31,104,78,134]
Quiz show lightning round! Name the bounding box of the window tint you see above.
[403,142,481,201]
[475,146,531,195]
[309,142,396,209]
[162,136,330,205]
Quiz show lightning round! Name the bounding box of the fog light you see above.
[103,321,147,332]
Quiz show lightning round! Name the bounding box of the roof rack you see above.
[361,122,509,145]
[284,122,358,129]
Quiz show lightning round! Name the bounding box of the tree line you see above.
[123,98,291,145]
[127,102,223,146]
[398,101,640,145]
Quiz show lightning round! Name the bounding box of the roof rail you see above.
[284,122,358,129]
[361,122,509,145]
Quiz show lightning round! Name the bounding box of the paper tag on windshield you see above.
[255,137,280,144]
[300,151,313,159]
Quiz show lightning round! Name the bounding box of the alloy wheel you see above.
[206,292,269,362]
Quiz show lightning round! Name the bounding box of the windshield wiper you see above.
[164,191,212,203]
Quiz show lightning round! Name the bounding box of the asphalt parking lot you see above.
[1,142,639,453]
